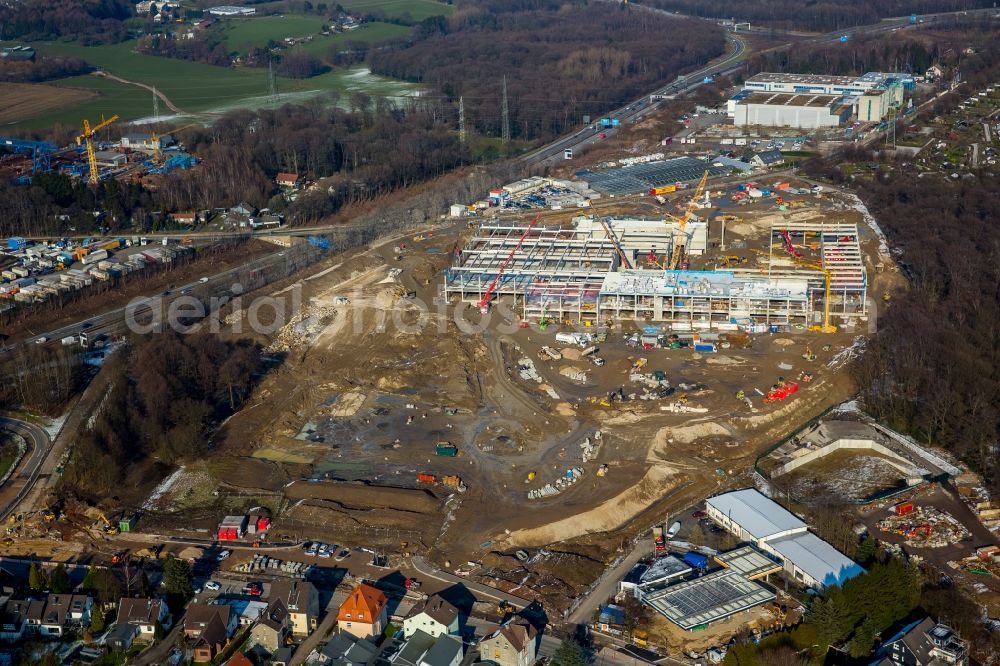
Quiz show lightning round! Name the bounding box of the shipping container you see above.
[435,443,458,457]
[82,249,108,265]
[894,501,915,516]
[417,473,437,484]
[648,184,677,196]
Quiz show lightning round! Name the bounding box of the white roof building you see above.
[705,489,863,589]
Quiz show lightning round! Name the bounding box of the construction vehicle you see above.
[801,346,816,361]
[478,212,542,314]
[497,600,515,616]
[720,255,747,268]
[539,302,549,331]
[665,170,709,270]
[95,510,119,535]
[76,115,120,185]
[111,550,128,565]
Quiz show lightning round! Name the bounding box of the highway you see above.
[11,243,318,351]
[522,32,748,166]
[0,416,53,521]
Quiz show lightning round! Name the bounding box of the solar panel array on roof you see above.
[577,158,729,196]
[643,570,775,630]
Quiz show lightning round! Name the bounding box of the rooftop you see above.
[706,489,807,541]
[599,269,809,302]
[737,92,845,109]
[713,546,783,580]
[746,72,859,86]
[643,569,775,630]
[639,555,692,586]
[576,157,729,196]
[767,532,865,588]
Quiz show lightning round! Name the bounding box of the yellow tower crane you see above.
[666,169,709,270]
[76,115,119,185]
[151,123,201,163]
[794,258,837,333]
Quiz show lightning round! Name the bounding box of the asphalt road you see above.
[410,556,532,608]
[0,417,53,521]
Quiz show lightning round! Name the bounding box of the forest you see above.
[0,0,132,43]
[368,0,724,142]
[637,0,997,32]
[61,333,262,498]
[0,55,91,83]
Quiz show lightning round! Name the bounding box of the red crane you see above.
[479,212,542,314]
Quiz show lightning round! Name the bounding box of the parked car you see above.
[205,581,221,591]
[217,550,231,561]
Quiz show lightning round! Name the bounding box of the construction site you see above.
[0,116,199,187]
[443,171,870,332]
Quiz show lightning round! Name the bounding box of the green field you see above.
[337,0,452,21]
[8,38,423,130]
[295,22,412,60]
[222,14,328,50]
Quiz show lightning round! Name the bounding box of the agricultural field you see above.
[221,14,328,50]
[294,22,412,59]
[338,0,453,21]
[0,82,97,126]
[6,40,422,130]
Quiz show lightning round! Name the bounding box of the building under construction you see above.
[442,216,867,329]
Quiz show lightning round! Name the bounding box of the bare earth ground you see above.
[0,83,96,125]
[124,183,877,610]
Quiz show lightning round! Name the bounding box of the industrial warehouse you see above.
[442,177,868,329]
[705,489,865,589]
[727,71,913,129]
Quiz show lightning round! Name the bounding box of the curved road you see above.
[0,417,52,521]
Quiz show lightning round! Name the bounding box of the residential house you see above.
[272,646,294,666]
[39,594,91,636]
[419,636,462,666]
[231,202,256,218]
[185,604,236,638]
[248,598,290,654]
[337,584,388,640]
[276,172,301,188]
[479,616,539,666]
[270,581,319,637]
[925,65,945,81]
[393,630,436,666]
[187,604,237,663]
[171,211,198,225]
[191,612,231,663]
[225,653,254,666]
[318,631,378,666]
[877,619,968,666]
[0,599,42,642]
[106,623,139,652]
[220,599,269,627]
[116,597,171,638]
[403,595,459,639]
[750,150,784,168]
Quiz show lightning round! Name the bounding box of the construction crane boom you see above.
[478,212,542,314]
[598,217,631,269]
[76,115,120,185]
[668,170,709,270]
[151,122,200,164]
